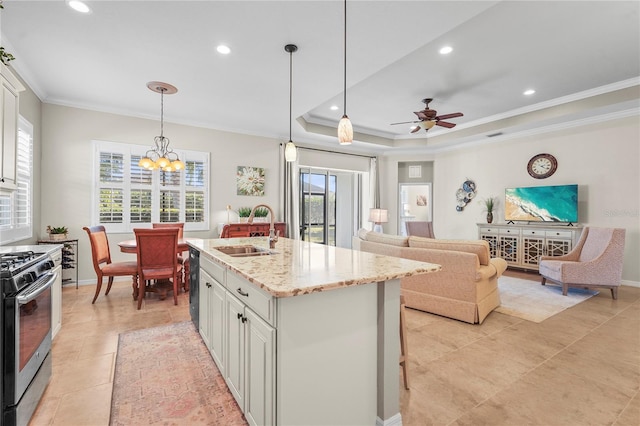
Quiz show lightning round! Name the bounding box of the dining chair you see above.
[83,226,138,304]
[405,221,436,238]
[134,227,182,309]
[152,222,189,291]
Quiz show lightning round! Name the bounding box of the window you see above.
[0,116,33,243]
[93,140,209,233]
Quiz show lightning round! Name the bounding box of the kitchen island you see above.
[188,237,441,426]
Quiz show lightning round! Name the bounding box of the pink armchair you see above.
[539,227,626,299]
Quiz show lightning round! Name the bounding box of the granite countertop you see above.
[188,237,441,298]
[0,244,62,256]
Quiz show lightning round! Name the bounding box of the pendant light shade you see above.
[338,0,353,145]
[284,44,298,162]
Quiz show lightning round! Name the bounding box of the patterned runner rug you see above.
[495,276,598,323]
[110,321,247,425]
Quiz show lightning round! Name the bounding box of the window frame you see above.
[0,116,34,244]
[92,140,209,233]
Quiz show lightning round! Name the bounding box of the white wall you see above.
[40,104,282,282]
[381,115,640,283]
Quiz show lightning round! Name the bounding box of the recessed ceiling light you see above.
[524,89,536,96]
[67,1,91,14]
[216,45,231,55]
[330,105,339,111]
[439,46,453,55]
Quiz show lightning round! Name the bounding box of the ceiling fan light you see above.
[423,120,436,130]
[338,115,353,145]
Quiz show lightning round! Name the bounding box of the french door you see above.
[299,169,336,245]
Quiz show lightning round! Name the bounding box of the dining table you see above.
[118,237,202,299]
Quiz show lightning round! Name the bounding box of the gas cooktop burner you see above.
[1,251,47,273]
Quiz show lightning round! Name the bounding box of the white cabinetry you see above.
[478,223,582,271]
[50,248,63,339]
[0,64,25,191]
[199,256,275,426]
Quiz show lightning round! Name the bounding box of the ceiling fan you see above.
[390,98,463,133]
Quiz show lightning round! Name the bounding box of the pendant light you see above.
[338,0,353,145]
[138,81,184,172]
[284,44,298,162]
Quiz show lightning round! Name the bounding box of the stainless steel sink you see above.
[214,245,273,257]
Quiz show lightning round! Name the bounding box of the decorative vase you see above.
[239,217,248,223]
[486,212,493,224]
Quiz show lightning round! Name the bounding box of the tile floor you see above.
[30,270,639,425]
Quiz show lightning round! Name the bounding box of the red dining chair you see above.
[152,222,189,291]
[134,227,182,309]
[83,226,138,304]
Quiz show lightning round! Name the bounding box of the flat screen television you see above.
[505,184,578,223]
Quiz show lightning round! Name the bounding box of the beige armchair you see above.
[539,227,625,299]
[405,221,435,238]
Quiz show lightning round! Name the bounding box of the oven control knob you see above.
[42,260,55,270]
[23,271,37,284]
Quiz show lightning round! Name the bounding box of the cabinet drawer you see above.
[227,272,275,325]
[201,255,226,284]
[479,227,496,233]
[499,228,519,235]
[522,229,545,237]
[545,230,573,239]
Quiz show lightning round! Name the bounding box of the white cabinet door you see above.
[51,264,62,339]
[225,292,245,409]
[209,280,226,373]
[198,268,213,350]
[244,308,275,426]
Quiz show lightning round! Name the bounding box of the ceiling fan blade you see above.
[436,112,463,120]
[436,121,457,128]
[390,120,420,125]
[410,126,422,134]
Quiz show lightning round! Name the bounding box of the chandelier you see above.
[138,81,184,172]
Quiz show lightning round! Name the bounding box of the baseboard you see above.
[376,413,403,426]
[622,280,640,288]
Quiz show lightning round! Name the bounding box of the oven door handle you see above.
[16,272,57,305]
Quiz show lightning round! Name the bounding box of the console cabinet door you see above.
[226,293,246,409]
[244,308,275,426]
[209,281,226,373]
[199,268,213,350]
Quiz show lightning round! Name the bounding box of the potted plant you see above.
[237,207,252,223]
[253,207,269,222]
[480,197,497,224]
[47,226,69,241]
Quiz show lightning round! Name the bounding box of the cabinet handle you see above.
[242,315,248,323]
[236,288,249,297]
[237,312,243,319]
[206,282,212,288]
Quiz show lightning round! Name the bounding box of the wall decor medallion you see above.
[527,153,557,179]
[236,166,265,196]
[455,179,476,211]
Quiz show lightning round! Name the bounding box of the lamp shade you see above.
[338,115,353,145]
[285,140,297,162]
[369,208,388,224]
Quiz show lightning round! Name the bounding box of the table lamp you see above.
[369,208,388,233]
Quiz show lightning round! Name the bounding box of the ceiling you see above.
[2,1,639,155]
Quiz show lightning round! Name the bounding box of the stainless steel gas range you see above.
[1,250,57,426]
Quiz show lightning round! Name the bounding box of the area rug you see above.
[494,276,598,323]
[110,321,247,425]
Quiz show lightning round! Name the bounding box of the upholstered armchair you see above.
[405,221,435,238]
[539,227,626,299]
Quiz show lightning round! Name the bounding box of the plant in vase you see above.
[237,207,252,223]
[253,207,270,223]
[480,197,497,224]
[47,226,69,241]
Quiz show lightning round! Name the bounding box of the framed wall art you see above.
[236,166,265,196]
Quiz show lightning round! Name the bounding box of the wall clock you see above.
[527,153,557,179]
